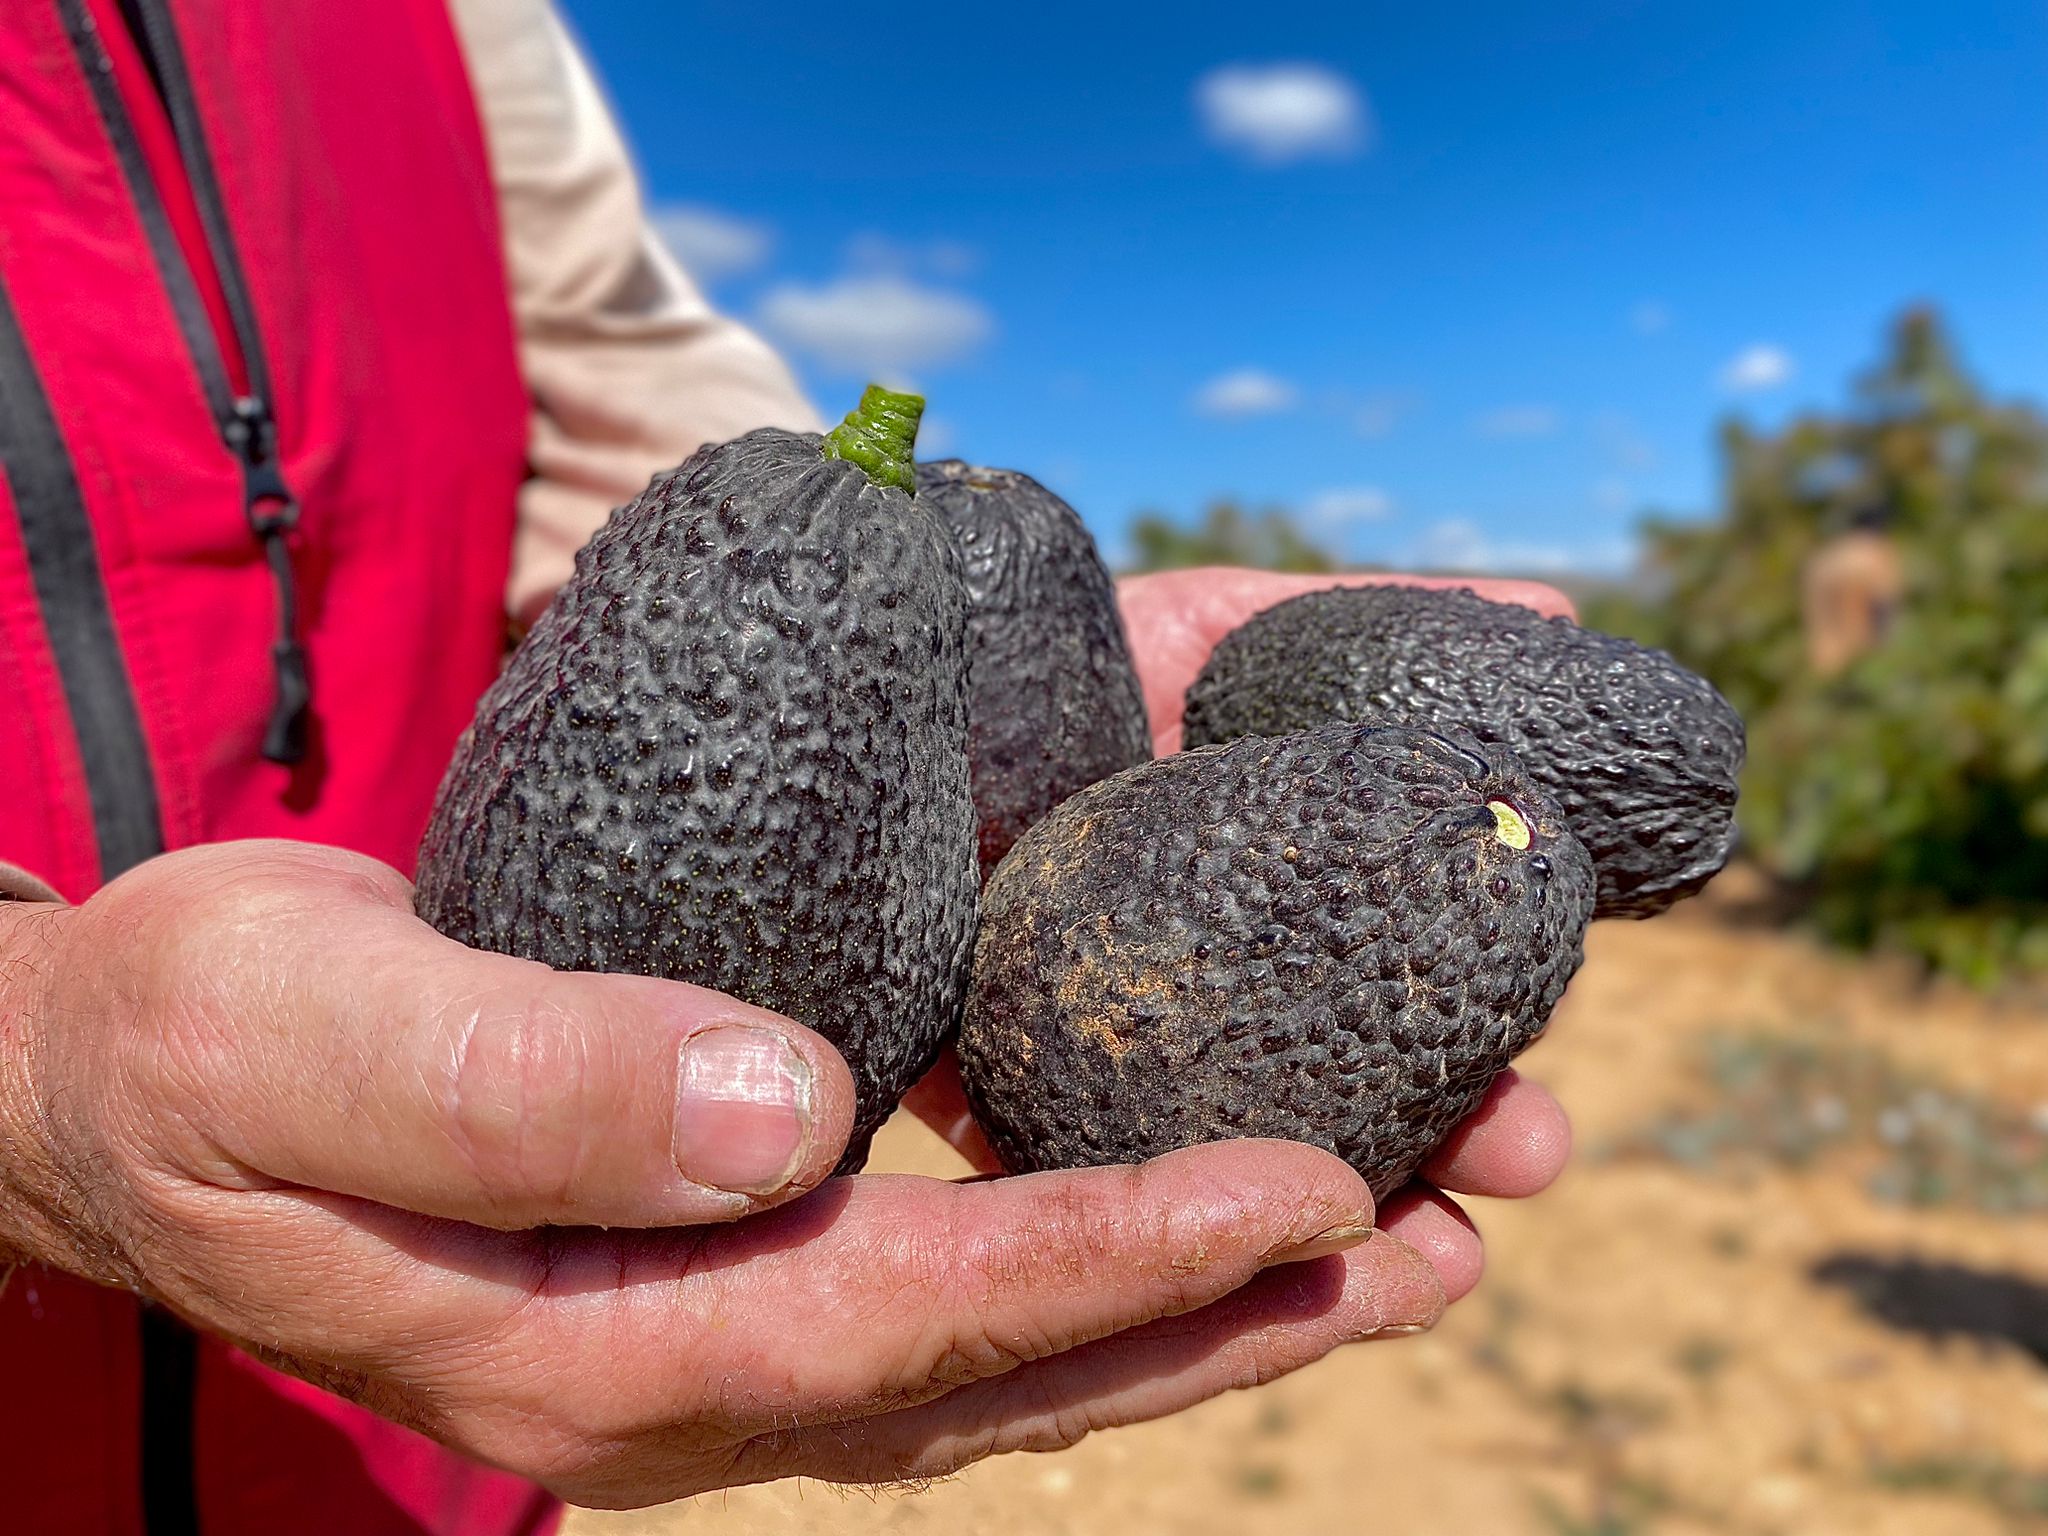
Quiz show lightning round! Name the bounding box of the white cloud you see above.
[1590,409,1659,471]
[1408,519,1564,572]
[1630,300,1671,336]
[1040,455,1086,494]
[845,232,981,278]
[1353,393,1405,438]
[1306,486,1394,524]
[1475,404,1563,439]
[1192,368,1299,418]
[915,414,958,457]
[925,241,980,279]
[1402,518,1634,576]
[1195,63,1371,164]
[757,274,993,374]
[651,204,773,283]
[1719,343,1795,393]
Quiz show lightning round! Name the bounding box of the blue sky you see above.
[565,0,2046,574]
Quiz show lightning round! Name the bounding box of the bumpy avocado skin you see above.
[1180,586,1744,918]
[414,428,980,1168]
[957,722,1596,1199]
[916,461,1152,876]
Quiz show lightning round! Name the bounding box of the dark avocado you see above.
[414,387,979,1168]
[956,721,1596,1198]
[1180,585,1744,918]
[915,461,1151,876]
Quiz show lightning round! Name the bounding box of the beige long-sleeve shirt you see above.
[447,0,824,625]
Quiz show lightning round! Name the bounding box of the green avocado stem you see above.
[822,384,924,492]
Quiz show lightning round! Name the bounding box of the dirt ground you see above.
[569,882,2048,1536]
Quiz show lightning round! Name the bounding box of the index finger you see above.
[585,1139,1383,1439]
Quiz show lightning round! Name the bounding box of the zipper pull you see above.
[228,396,310,764]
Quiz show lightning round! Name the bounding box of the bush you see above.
[1123,499,1342,574]
[1591,308,2048,982]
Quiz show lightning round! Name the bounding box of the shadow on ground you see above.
[1812,1253,2048,1366]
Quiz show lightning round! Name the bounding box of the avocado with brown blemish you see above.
[1181,585,1744,918]
[916,460,1151,876]
[956,721,1596,1197]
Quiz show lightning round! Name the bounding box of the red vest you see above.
[0,1,555,1530]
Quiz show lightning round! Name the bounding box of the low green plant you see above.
[1610,1029,2048,1211]
[1869,1455,2048,1520]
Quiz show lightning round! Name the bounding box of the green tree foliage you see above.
[1125,500,1341,574]
[1589,308,2048,983]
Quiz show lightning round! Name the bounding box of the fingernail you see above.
[1363,1323,1430,1339]
[1266,1221,1374,1267]
[674,1025,813,1195]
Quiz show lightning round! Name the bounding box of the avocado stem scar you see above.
[1488,799,1533,850]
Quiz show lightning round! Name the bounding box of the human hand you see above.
[898,564,1576,1376]
[0,841,1467,1503]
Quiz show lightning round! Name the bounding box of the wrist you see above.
[0,898,108,1279]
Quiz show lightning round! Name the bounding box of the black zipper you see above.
[0,282,164,879]
[137,1306,201,1536]
[53,11,201,1532]
[0,286,191,1536]
[0,252,194,1536]
[53,3,319,1531]
[61,0,311,766]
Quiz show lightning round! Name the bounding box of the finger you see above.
[137,844,857,1228]
[899,1049,1004,1174]
[724,1230,1444,1489]
[567,1141,1377,1439]
[1418,1069,1573,1198]
[144,1144,1375,1491]
[1377,1184,1485,1302]
[1115,568,1577,753]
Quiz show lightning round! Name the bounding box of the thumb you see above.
[89,841,860,1229]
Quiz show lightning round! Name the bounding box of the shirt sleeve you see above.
[0,865,63,905]
[446,0,825,625]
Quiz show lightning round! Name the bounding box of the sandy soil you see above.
[568,889,2048,1536]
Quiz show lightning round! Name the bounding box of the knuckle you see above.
[1033,1398,1105,1458]
[1227,1333,1305,1394]
[902,1165,1211,1395]
[457,1408,619,1492]
[253,1344,440,1438]
[920,1420,1010,1481]
[912,1319,1035,1395]
[448,990,596,1217]
[78,852,312,1103]
[1005,1172,1139,1287]
[920,1211,1040,1386]
[89,842,400,1004]
[941,1376,1101,1474]
[391,1331,641,1489]
[910,1180,1128,1390]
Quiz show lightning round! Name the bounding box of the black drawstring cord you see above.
[226,396,310,763]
